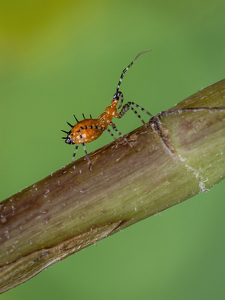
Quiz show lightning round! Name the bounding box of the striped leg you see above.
[116,91,124,109]
[78,128,92,170]
[109,122,133,148]
[72,144,79,161]
[107,128,117,141]
[130,102,152,117]
[118,104,145,124]
[78,125,106,170]
[117,101,152,124]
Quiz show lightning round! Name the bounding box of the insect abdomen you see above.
[70,119,105,144]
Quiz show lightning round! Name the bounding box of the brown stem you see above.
[1,79,225,294]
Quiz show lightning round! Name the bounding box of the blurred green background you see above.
[1,0,225,299]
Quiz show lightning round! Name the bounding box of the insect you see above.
[62,50,152,170]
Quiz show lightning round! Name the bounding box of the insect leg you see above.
[117,103,145,124]
[78,127,92,170]
[128,102,152,117]
[72,144,79,162]
[117,102,152,124]
[106,128,117,141]
[116,91,124,109]
[110,122,133,148]
[78,125,106,170]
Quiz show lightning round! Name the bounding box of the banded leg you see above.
[72,144,79,161]
[109,122,133,148]
[129,102,152,117]
[78,128,92,170]
[117,101,152,124]
[78,125,106,170]
[107,128,117,141]
[116,91,124,109]
[118,104,145,124]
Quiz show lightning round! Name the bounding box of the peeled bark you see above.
[1,79,225,294]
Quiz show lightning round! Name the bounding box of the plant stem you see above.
[1,79,225,294]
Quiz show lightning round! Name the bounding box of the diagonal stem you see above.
[0,79,225,294]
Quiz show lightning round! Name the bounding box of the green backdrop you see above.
[1,0,225,299]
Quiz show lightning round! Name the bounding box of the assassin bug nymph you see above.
[62,50,152,170]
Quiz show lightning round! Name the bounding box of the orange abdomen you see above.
[70,119,104,144]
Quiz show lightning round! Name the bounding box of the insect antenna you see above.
[114,49,151,107]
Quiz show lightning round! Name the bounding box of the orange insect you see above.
[62,50,152,170]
